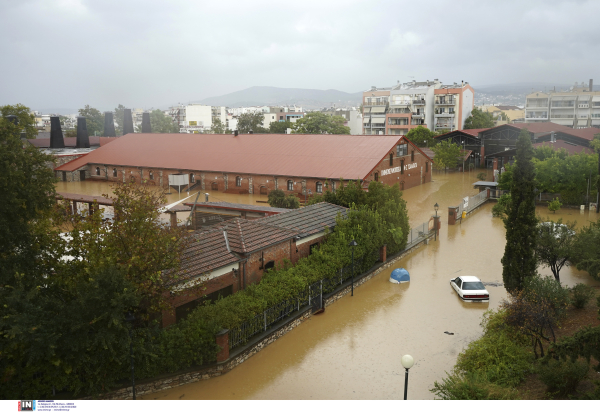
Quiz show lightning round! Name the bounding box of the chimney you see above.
[141,112,152,133]
[234,130,238,136]
[123,108,134,135]
[223,230,231,253]
[49,116,65,148]
[590,79,594,92]
[103,112,116,137]
[76,116,90,148]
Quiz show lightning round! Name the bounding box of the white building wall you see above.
[348,110,363,135]
[185,104,212,131]
[461,88,474,129]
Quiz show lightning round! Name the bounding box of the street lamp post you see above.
[349,239,358,296]
[401,354,415,400]
[125,311,136,400]
[434,203,439,241]
[462,140,465,172]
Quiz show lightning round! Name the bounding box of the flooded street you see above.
[57,171,600,400]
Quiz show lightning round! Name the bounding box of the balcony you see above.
[435,113,455,117]
[435,100,456,105]
[411,112,424,118]
[525,116,548,120]
[364,102,389,106]
[550,114,575,119]
[412,100,426,105]
[551,103,575,108]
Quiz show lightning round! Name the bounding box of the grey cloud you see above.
[1,0,598,112]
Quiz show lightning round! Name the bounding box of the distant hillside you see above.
[474,82,575,95]
[195,86,363,109]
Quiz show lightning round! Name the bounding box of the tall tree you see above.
[592,133,600,214]
[501,128,538,293]
[535,219,576,283]
[236,112,265,134]
[431,140,462,170]
[571,220,600,281]
[0,116,57,282]
[269,120,291,134]
[78,105,103,137]
[291,112,350,134]
[405,125,436,147]
[150,109,179,133]
[209,117,226,134]
[464,107,495,129]
[113,103,126,136]
[1,103,38,139]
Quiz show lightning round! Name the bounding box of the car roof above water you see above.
[458,276,481,282]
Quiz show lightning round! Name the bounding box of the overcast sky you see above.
[1,0,599,112]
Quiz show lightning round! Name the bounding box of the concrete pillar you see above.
[492,158,498,182]
[201,173,205,190]
[169,212,177,228]
[72,201,78,215]
[159,170,163,187]
[380,244,387,263]
[122,169,126,183]
[216,329,230,362]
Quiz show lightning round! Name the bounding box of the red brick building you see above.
[54,133,433,194]
[165,202,347,327]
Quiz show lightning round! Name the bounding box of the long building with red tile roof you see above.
[54,132,433,194]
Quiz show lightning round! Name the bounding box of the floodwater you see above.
[56,171,600,400]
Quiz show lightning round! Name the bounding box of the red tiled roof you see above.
[54,133,403,180]
[217,218,299,254]
[259,202,347,238]
[177,229,242,282]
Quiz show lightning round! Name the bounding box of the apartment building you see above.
[525,80,600,129]
[362,79,474,135]
[167,104,227,133]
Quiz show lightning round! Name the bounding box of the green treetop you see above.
[1,103,38,139]
[78,105,104,137]
[464,107,495,129]
[405,125,436,147]
[236,112,266,134]
[291,112,350,134]
[431,140,462,170]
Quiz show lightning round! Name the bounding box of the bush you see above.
[548,197,562,213]
[454,310,532,387]
[431,372,521,400]
[570,283,595,309]
[477,172,487,181]
[536,359,589,396]
[523,275,570,319]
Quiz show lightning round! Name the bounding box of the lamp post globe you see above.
[401,354,414,400]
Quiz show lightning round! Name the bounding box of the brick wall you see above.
[244,240,293,286]
[364,138,432,191]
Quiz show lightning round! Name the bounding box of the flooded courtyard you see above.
[57,171,600,400]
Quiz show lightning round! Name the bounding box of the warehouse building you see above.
[54,133,433,193]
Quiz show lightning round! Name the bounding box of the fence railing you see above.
[227,220,433,350]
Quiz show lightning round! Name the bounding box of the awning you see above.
[363,107,371,113]
[592,96,600,102]
[578,95,591,101]
[371,118,385,124]
[363,117,371,124]
[371,106,386,113]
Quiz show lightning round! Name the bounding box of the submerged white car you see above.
[450,276,489,302]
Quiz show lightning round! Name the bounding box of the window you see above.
[316,181,323,193]
[411,150,414,162]
[331,181,336,192]
[112,168,117,177]
[374,172,379,182]
[190,173,195,183]
[149,171,154,180]
[396,143,408,157]
[287,180,294,191]
[62,171,67,182]
[389,153,393,166]
[401,159,404,174]
[236,176,242,187]
[95,167,100,176]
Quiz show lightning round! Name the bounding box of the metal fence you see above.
[227,219,433,350]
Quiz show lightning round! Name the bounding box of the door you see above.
[79,170,86,181]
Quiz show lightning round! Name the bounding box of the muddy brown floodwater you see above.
[56,171,600,400]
